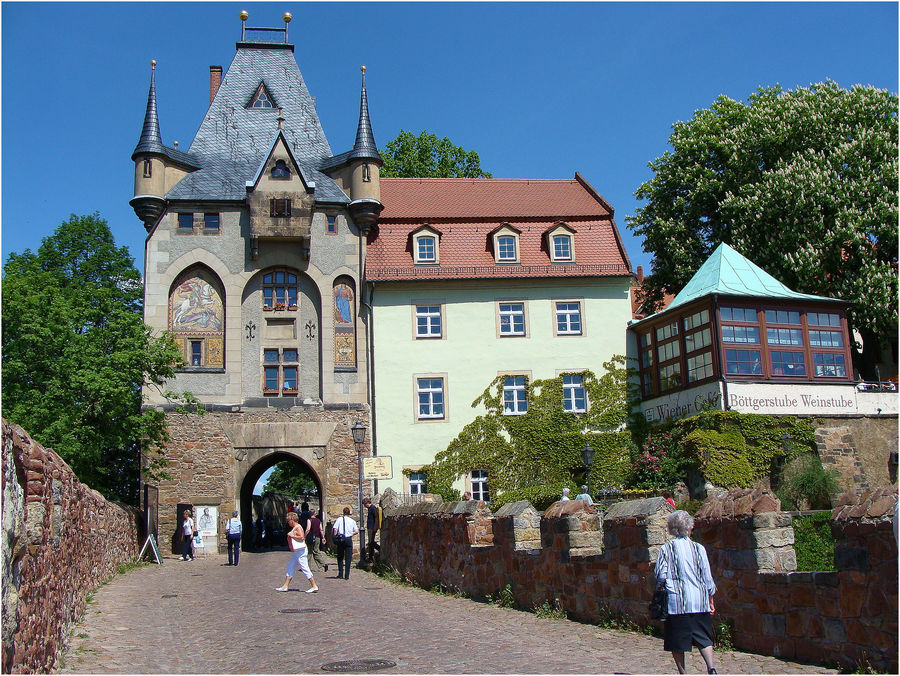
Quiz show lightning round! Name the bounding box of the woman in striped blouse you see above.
[654,510,718,674]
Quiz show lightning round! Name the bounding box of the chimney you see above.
[636,265,644,283]
[209,66,222,105]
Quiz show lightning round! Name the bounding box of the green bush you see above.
[491,482,571,511]
[683,429,754,487]
[792,512,835,571]
[676,498,704,515]
[777,454,840,510]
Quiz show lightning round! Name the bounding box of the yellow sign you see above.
[362,456,393,480]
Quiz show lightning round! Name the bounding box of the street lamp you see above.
[351,419,368,566]
[581,443,595,497]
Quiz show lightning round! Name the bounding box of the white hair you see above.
[667,510,694,538]
[562,487,570,496]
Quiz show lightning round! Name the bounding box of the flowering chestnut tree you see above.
[628,81,898,378]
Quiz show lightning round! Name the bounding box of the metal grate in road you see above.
[321,659,397,672]
[279,608,324,614]
[161,594,177,598]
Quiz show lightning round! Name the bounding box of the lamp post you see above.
[351,419,368,566]
[581,443,595,497]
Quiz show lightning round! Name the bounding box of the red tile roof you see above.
[367,174,631,282]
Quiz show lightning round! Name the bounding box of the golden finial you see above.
[151,59,157,69]
[283,12,292,23]
[173,141,179,148]
[239,10,249,21]
[361,65,367,73]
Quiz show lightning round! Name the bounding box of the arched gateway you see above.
[133,17,381,553]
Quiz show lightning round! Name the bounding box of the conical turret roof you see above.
[133,62,165,158]
[347,66,381,163]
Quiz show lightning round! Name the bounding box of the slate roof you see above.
[366,175,632,282]
[164,42,348,204]
[665,243,843,311]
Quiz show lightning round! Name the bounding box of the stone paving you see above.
[58,550,838,674]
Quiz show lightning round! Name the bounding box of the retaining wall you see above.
[381,486,897,672]
[1,420,141,673]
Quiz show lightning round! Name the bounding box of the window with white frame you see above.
[499,302,526,336]
[492,226,521,264]
[555,301,582,335]
[416,377,445,419]
[502,375,528,415]
[415,305,442,338]
[412,228,440,264]
[408,472,427,495]
[562,374,587,412]
[471,469,490,502]
[552,234,572,261]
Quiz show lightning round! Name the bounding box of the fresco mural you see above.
[334,279,355,368]
[169,269,225,367]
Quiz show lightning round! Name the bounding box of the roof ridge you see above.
[380,177,577,183]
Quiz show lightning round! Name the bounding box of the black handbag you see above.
[649,587,668,621]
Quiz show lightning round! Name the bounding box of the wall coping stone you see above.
[602,496,669,521]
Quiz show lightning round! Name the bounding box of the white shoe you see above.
[275,587,288,592]
[305,587,319,593]
[178,557,185,561]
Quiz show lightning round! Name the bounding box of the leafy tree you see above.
[2,213,184,504]
[417,357,632,501]
[263,461,319,498]
[627,81,898,378]
[380,130,492,178]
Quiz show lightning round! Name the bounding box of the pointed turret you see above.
[348,66,380,163]
[347,66,383,233]
[130,60,168,230]
[133,61,165,158]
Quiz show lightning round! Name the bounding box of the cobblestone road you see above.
[58,550,837,674]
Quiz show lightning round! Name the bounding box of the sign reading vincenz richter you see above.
[362,456,393,480]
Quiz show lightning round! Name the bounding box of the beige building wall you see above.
[371,276,632,495]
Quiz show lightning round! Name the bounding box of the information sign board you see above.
[362,456,393,480]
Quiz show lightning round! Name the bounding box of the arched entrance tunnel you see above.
[239,452,323,551]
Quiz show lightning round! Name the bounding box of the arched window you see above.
[169,267,225,368]
[271,160,290,179]
[262,268,298,310]
[333,277,356,370]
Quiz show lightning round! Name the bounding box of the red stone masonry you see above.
[381,487,898,673]
[2,420,141,673]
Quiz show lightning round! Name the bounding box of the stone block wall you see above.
[382,487,898,672]
[2,420,141,673]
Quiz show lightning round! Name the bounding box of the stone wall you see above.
[814,416,897,491]
[381,487,897,672]
[152,405,372,554]
[1,420,141,673]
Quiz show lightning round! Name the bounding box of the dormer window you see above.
[412,226,441,265]
[491,225,521,264]
[546,224,576,262]
[249,83,275,108]
[271,160,290,179]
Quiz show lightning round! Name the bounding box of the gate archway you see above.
[239,452,323,551]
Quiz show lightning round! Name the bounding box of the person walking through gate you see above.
[225,510,242,566]
[179,509,194,561]
[654,510,718,675]
[364,497,381,563]
[275,511,318,593]
[305,509,329,573]
[332,506,358,579]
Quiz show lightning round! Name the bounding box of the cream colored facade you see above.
[372,277,633,495]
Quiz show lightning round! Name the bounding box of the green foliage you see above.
[676,499,704,515]
[380,130,492,178]
[533,598,568,621]
[596,603,660,636]
[115,559,148,576]
[2,214,184,504]
[264,461,320,497]
[420,358,631,502]
[486,584,516,608]
[628,431,690,489]
[792,512,836,571]
[777,455,841,510]
[490,482,572,512]
[683,429,754,487]
[627,81,898,377]
[713,618,735,652]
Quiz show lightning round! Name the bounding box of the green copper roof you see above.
[666,243,840,311]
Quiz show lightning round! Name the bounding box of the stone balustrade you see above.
[381,486,897,672]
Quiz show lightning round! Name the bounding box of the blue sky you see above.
[2,2,897,274]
